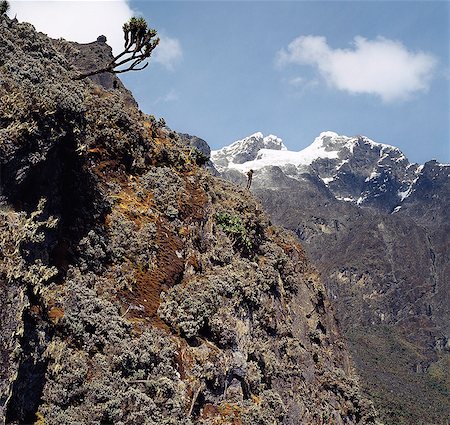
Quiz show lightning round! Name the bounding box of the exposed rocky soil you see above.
[0,18,377,424]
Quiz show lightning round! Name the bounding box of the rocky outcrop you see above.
[63,36,138,107]
[213,132,450,424]
[177,132,219,175]
[0,19,377,424]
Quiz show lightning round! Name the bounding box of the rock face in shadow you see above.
[0,18,377,425]
[212,132,450,424]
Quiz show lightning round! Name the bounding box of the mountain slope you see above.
[212,132,450,424]
[0,17,377,425]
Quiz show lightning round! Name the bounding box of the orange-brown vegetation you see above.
[48,307,64,325]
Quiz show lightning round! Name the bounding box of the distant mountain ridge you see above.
[212,131,450,424]
[212,132,286,169]
[212,131,449,213]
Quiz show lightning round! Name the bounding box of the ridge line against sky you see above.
[8,0,450,163]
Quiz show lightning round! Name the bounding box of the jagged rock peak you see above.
[213,129,449,215]
[213,131,409,172]
[314,131,402,156]
[211,132,286,170]
[212,131,423,209]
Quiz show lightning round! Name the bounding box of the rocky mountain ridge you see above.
[212,131,449,212]
[0,17,377,425]
[212,132,450,424]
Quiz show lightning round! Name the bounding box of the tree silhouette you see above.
[74,17,159,80]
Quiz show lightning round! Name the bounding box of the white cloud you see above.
[277,35,437,102]
[153,35,183,70]
[10,0,134,55]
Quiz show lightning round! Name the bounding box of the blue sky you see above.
[10,1,449,163]
[120,1,449,164]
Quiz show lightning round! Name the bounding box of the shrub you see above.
[190,147,210,166]
[0,199,58,288]
[215,211,253,252]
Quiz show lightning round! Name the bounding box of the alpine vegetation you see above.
[0,12,380,425]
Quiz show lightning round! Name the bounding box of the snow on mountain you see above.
[213,131,343,173]
[227,132,347,173]
[212,131,405,174]
[211,132,286,172]
[397,165,424,202]
[211,131,444,211]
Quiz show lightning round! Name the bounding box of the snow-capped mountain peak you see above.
[212,131,412,174]
[211,132,286,171]
[212,131,351,173]
[314,131,403,156]
[210,131,447,212]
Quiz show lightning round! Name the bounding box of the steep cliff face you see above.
[0,19,377,424]
[213,132,450,424]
